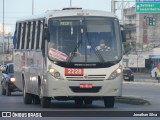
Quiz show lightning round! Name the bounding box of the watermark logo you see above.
[2,112,11,117]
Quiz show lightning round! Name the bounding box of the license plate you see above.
[65,68,84,76]
[80,84,93,88]
[124,77,129,79]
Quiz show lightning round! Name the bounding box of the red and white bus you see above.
[13,7,123,108]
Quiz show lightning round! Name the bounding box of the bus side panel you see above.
[14,51,32,93]
[13,51,23,91]
[25,50,44,95]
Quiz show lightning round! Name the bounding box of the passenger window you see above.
[36,21,41,49]
[24,22,28,49]
[17,23,21,49]
[41,20,45,50]
[21,23,26,49]
[26,22,31,49]
[29,22,33,49]
[31,21,36,49]
[39,20,44,49]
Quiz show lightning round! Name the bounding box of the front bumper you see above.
[44,73,123,97]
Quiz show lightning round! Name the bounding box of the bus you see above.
[13,7,123,108]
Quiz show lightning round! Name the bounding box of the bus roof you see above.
[16,8,117,23]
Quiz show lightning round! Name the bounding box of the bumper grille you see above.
[66,75,106,81]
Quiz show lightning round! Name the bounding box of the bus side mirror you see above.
[43,27,49,41]
[121,30,126,43]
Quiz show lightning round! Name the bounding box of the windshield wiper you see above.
[66,30,83,65]
[84,18,105,64]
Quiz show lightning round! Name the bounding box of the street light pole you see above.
[70,0,72,7]
[3,0,5,65]
[32,0,34,15]
[121,0,124,25]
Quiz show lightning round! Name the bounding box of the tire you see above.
[23,83,32,104]
[2,87,6,95]
[84,99,93,105]
[104,96,115,108]
[41,97,51,108]
[33,95,41,104]
[6,83,11,96]
[75,98,83,105]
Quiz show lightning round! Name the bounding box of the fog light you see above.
[54,72,60,78]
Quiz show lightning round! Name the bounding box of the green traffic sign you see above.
[136,2,160,13]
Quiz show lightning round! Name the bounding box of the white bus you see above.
[13,7,123,108]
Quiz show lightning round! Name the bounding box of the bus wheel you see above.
[103,96,115,108]
[23,83,32,104]
[84,99,93,105]
[75,98,83,105]
[6,83,11,96]
[33,95,40,104]
[41,97,51,108]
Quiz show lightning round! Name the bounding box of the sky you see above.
[0,0,135,33]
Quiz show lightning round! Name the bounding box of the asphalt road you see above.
[0,73,160,120]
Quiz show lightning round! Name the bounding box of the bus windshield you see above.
[48,17,122,66]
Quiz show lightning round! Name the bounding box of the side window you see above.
[29,22,33,49]
[36,21,41,49]
[26,22,31,49]
[13,23,18,49]
[17,23,21,49]
[19,23,24,50]
[41,20,45,50]
[24,22,28,49]
[39,20,44,49]
[21,23,26,49]
[34,21,38,49]
[31,21,36,49]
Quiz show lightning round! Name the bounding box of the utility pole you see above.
[111,0,135,24]
[70,0,72,7]
[111,0,116,14]
[3,0,5,65]
[8,33,10,54]
[32,0,34,15]
[121,0,124,25]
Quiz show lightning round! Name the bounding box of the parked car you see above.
[123,68,134,81]
[151,67,158,79]
[1,63,21,96]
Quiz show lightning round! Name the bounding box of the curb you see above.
[123,81,160,86]
[115,96,151,105]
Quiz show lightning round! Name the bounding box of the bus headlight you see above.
[49,68,55,73]
[49,68,64,80]
[107,66,122,80]
[11,77,16,82]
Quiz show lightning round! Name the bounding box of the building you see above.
[0,23,11,36]
[123,7,160,72]
[123,7,160,52]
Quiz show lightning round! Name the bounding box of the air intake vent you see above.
[62,7,82,10]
